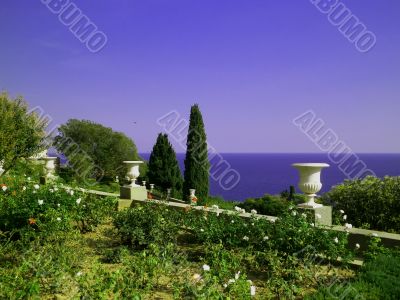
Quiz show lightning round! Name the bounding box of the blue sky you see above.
[1,0,399,153]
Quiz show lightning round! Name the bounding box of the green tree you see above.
[54,119,141,183]
[183,104,210,201]
[148,133,183,197]
[0,93,47,176]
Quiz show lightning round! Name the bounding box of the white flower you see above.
[49,189,54,193]
[334,237,339,243]
[310,223,315,227]
[355,243,360,249]
[345,223,353,229]
[339,209,345,214]
[251,209,257,214]
[22,186,26,191]
[76,271,82,277]
[291,211,297,216]
[54,187,58,192]
[343,215,347,220]
[202,264,210,271]
[70,190,74,196]
[38,199,44,205]
[228,279,235,284]
[372,233,378,237]
[315,213,322,219]
[231,220,234,224]
[250,285,256,296]
[34,184,40,190]
[235,271,241,280]
[76,198,82,205]
[57,203,61,207]
[251,223,254,226]
[288,206,294,210]
[263,236,269,241]
[200,229,204,232]
[2,186,7,192]
[301,213,307,218]
[243,236,249,241]
[27,177,31,181]
[56,217,61,221]
[223,283,228,288]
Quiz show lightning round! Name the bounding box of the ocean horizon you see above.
[140,153,400,201]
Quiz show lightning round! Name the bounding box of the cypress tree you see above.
[148,133,183,198]
[183,104,210,202]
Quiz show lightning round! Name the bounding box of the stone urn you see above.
[189,189,197,205]
[123,161,143,187]
[292,163,329,208]
[41,157,58,180]
[0,161,4,176]
[142,181,147,187]
[150,184,155,192]
[167,188,171,199]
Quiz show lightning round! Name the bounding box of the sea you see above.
[140,153,400,202]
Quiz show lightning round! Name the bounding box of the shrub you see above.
[0,178,116,235]
[113,203,181,249]
[238,194,291,216]
[322,176,400,233]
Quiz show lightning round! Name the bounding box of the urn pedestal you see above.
[119,161,147,209]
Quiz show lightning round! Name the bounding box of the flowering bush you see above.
[0,178,117,235]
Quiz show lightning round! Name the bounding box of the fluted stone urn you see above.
[292,163,329,208]
[123,161,143,187]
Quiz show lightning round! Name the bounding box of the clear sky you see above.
[1,0,399,153]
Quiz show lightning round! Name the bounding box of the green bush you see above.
[238,194,291,216]
[322,176,400,233]
[113,203,181,249]
[0,177,117,235]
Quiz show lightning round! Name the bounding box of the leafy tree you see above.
[147,133,183,197]
[54,119,141,182]
[183,104,210,201]
[0,93,47,176]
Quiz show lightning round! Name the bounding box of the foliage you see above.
[0,92,47,176]
[183,104,210,202]
[0,177,117,235]
[308,251,400,300]
[54,119,142,183]
[239,194,291,216]
[147,133,183,197]
[322,176,400,233]
[113,203,181,249]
